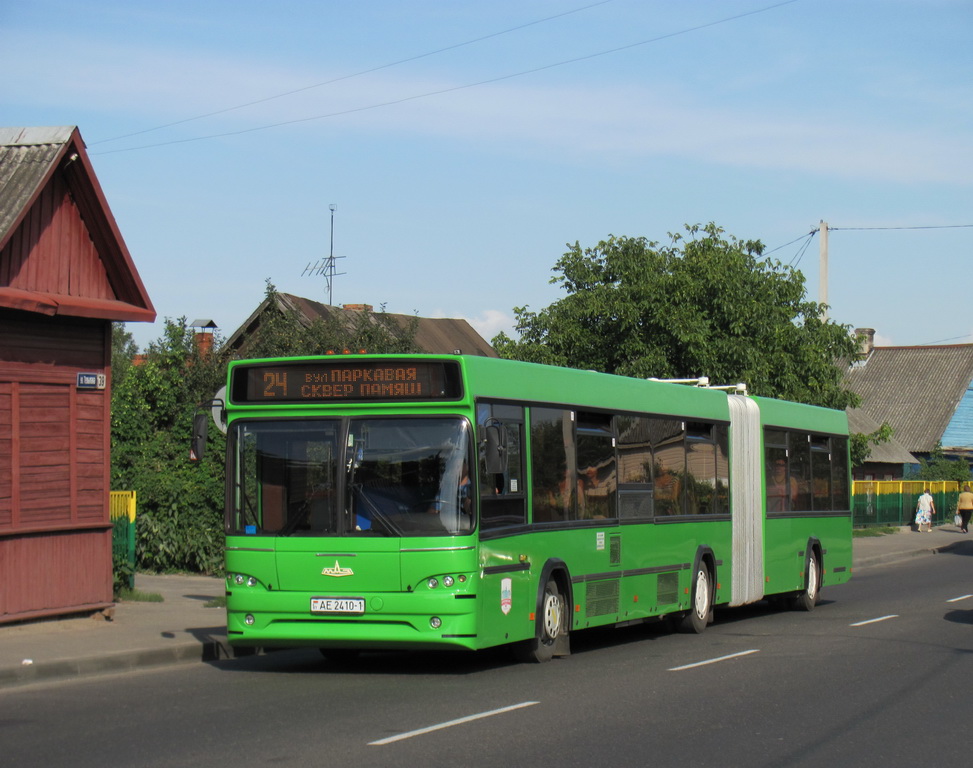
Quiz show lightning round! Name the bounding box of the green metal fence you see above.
[110,491,137,588]
[853,481,959,528]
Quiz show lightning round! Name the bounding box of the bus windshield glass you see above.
[230,417,473,537]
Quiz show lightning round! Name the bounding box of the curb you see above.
[0,639,236,691]
[854,539,965,570]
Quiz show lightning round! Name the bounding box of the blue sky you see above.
[3,0,971,352]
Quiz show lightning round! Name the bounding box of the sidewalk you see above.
[0,573,229,690]
[1,525,970,690]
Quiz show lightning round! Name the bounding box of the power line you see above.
[919,333,973,346]
[91,0,618,146]
[763,230,814,257]
[788,231,816,269]
[830,224,973,232]
[92,0,804,155]
[766,220,973,262]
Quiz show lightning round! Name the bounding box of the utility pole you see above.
[819,219,829,320]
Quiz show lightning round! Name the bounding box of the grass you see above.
[853,525,900,538]
[116,587,164,602]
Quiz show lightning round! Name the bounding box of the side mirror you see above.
[190,411,209,462]
[484,423,507,474]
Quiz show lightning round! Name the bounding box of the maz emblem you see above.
[321,561,354,577]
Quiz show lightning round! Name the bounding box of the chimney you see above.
[855,328,875,358]
[190,319,218,356]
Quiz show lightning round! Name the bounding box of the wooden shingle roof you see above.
[0,126,154,322]
[844,345,973,453]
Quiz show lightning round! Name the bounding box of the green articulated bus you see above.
[194,354,852,663]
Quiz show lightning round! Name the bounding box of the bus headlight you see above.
[430,617,442,629]
[427,578,439,589]
[443,576,454,587]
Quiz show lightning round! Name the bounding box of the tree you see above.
[111,319,227,573]
[910,443,971,483]
[493,223,860,409]
[110,285,422,573]
[850,421,894,468]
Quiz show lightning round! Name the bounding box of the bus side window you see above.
[477,403,526,529]
[530,408,574,524]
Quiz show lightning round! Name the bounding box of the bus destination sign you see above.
[233,360,462,403]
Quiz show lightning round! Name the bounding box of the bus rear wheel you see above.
[678,564,712,634]
[514,578,566,663]
[792,552,821,612]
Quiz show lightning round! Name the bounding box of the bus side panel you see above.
[764,515,853,596]
[640,520,733,611]
[477,533,537,650]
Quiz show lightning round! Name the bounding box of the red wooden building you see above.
[0,127,155,623]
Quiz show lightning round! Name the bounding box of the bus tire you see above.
[514,578,567,663]
[678,563,712,634]
[792,551,821,612]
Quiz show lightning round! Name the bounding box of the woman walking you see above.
[915,490,935,533]
[957,485,973,534]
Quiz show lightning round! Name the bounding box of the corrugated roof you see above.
[0,128,72,244]
[224,293,497,358]
[846,407,919,465]
[844,345,973,453]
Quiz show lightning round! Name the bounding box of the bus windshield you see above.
[230,417,473,537]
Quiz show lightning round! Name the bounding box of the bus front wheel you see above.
[514,578,567,663]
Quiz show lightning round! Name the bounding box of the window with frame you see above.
[616,415,654,519]
[477,402,526,529]
[577,412,617,520]
[685,421,717,515]
[530,408,574,524]
[651,419,685,517]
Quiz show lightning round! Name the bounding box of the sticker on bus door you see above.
[501,578,512,615]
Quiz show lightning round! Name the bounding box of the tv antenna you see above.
[302,203,346,305]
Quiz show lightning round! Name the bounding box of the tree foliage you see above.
[111,285,421,573]
[111,319,227,573]
[850,421,894,468]
[910,443,972,483]
[493,224,860,409]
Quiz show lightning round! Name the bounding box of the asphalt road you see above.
[3,548,972,768]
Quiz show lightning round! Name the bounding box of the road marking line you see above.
[850,615,898,626]
[369,701,540,746]
[668,649,759,671]
[947,595,973,603]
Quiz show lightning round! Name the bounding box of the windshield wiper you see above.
[350,485,400,536]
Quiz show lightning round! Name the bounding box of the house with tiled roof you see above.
[844,329,973,479]
[224,292,497,359]
[0,127,155,623]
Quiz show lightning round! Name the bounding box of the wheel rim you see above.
[807,557,819,601]
[693,568,710,619]
[542,589,562,642]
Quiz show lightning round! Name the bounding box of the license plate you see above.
[311,597,365,615]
